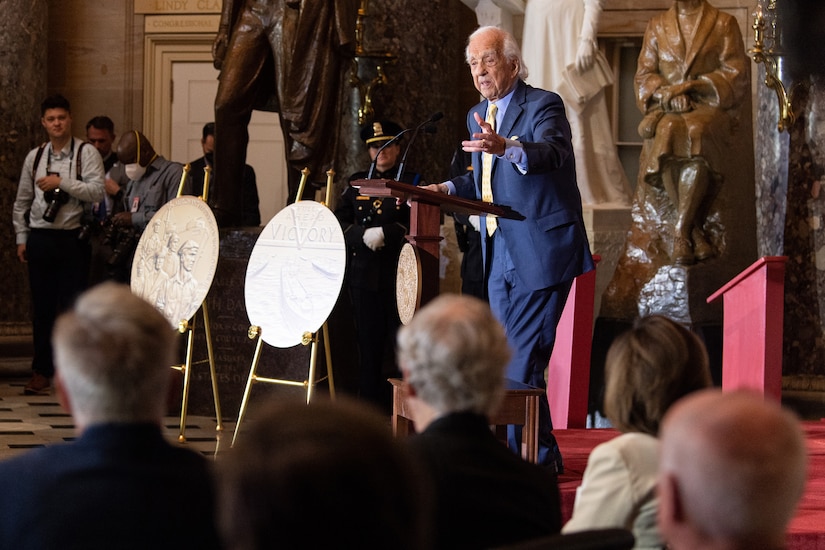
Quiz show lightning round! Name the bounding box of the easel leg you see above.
[306,332,319,404]
[232,326,264,447]
[200,302,223,431]
[178,318,195,443]
[322,322,335,400]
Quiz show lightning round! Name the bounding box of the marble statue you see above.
[522,0,632,206]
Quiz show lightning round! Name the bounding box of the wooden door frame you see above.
[144,35,214,159]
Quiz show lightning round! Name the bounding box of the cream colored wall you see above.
[47,1,143,143]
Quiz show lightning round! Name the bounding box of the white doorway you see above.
[170,61,288,224]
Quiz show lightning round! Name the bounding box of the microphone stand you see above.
[396,112,443,182]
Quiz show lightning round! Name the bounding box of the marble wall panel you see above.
[0,0,48,337]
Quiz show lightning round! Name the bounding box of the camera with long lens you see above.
[42,173,69,222]
[77,210,99,242]
[101,218,137,268]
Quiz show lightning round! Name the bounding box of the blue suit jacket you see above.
[0,423,221,550]
[452,80,594,290]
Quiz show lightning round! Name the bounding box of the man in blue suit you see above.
[430,26,594,472]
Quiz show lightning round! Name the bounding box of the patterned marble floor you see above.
[0,376,231,462]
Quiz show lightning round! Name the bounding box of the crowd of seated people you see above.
[0,283,808,549]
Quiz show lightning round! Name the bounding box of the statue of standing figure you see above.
[522,0,632,207]
[210,0,360,226]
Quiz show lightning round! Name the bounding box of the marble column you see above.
[0,1,48,340]
[774,77,825,385]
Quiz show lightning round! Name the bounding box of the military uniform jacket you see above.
[335,168,419,290]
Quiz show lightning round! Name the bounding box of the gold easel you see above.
[231,168,338,447]
[170,164,224,442]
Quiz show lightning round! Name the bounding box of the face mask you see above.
[125,163,146,181]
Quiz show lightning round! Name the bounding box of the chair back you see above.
[493,528,635,550]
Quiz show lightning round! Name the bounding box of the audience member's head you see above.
[53,282,175,431]
[397,294,510,422]
[658,389,807,550]
[604,314,712,435]
[217,398,429,550]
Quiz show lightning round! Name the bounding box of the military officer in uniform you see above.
[335,120,422,411]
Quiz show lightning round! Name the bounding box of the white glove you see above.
[468,215,481,232]
[575,0,603,73]
[362,226,385,251]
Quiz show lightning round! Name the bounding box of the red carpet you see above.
[554,422,825,549]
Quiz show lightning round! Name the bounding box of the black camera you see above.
[101,218,137,268]
[77,211,100,242]
[42,173,69,222]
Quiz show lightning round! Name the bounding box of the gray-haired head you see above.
[397,293,510,416]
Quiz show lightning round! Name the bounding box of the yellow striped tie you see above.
[481,103,498,236]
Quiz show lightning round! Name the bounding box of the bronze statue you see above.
[211,0,360,226]
[635,0,749,265]
[601,0,755,324]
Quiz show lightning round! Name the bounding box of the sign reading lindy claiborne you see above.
[134,0,220,14]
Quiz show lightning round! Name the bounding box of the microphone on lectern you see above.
[396,112,444,182]
[366,128,411,180]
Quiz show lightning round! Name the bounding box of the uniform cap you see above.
[361,120,403,145]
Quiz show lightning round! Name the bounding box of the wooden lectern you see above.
[706,256,787,400]
[352,178,523,307]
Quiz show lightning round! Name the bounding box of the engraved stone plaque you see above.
[245,201,346,348]
[130,196,220,328]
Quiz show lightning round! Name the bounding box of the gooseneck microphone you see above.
[396,112,444,182]
[366,128,412,180]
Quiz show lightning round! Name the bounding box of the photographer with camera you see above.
[12,94,105,395]
[108,130,191,283]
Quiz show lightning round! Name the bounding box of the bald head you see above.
[117,130,157,166]
[658,390,807,549]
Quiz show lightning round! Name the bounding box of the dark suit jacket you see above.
[0,423,221,550]
[452,79,594,291]
[189,156,261,226]
[407,412,562,549]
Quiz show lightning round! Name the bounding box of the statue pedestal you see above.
[188,228,312,418]
[582,204,631,318]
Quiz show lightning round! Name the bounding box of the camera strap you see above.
[31,139,90,183]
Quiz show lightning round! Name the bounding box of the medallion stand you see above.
[231,169,341,447]
[170,165,223,442]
